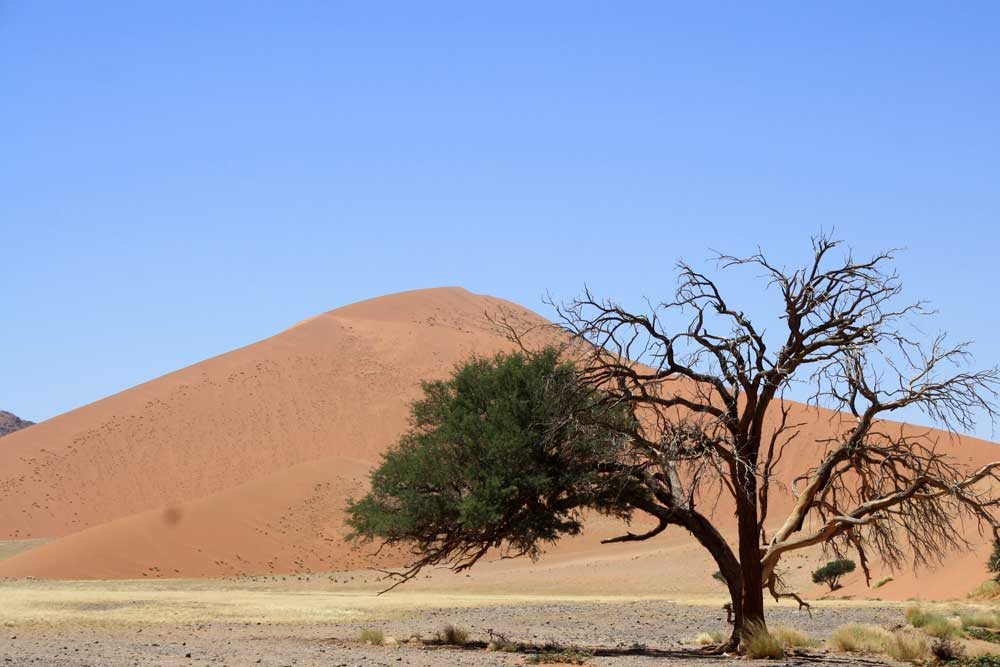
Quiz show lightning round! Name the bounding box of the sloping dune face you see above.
[0,288,543,576]
[1,286,998,598]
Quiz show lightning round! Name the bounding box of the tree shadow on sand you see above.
[339,637,893,665]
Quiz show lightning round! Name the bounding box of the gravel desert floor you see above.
[0,578,927,667]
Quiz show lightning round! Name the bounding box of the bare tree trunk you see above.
[736,493,766,638]
[683,512,744,649]
[719,558,744,648]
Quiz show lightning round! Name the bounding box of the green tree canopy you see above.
[811,559,856,591]
[346,347,647,588]
[988,539,1000,582]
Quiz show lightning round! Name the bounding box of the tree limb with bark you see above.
[543,233,1000,648]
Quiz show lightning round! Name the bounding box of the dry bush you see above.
[905,606,962,639]
[487,636,522,652]
[694,630,725,645]
[971,581,1000,599]
[830,624,895,653]
[874,576,894,588]
[830,623,929,663]
[743,622,785,659]
[886,630,931,664]
[770,626,818,648]
[924,616,963,640]
[932,637,965,662]
[358,628,384,645]
[905,605,935,627]
[436,624,469,645]
[964,612,1000,629]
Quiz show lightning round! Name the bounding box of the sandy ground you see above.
[0,576,957,667]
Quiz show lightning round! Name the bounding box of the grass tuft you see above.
[963,639,1000,659]
[830,623,930,662]
[694,630,725,645]
[886,630,931,664]
[742,622,785,659]
[831,624,895,653]
[970,581,1000,600]
[435,624,469,645]
[358,628,384,645]
[905,605,936,627]
[770,625,818,648]
[925,617,964,640]
[905,605,962,639]
[964,612,1000,630]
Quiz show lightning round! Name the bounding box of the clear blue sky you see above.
[3,3,999,437]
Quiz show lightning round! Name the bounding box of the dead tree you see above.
[546,233,1000,647]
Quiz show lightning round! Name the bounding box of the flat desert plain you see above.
[0,561,939,667]
[3,528,997,666]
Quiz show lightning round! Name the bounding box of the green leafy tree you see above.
[348,235,1000,652]
[347,347,648,587]
[811,559,856,591]
[988,539,1000,582]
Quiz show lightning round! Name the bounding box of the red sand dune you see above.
[1,287,997,600]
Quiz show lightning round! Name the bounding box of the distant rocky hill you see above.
[0,411,34,437]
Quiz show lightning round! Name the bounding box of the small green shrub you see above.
[874,576,894,588]
[905,606,962,639]
[742,622,785,659]
[906,605,936,627]
[926,617,963,640]
[969,627,1000,644]
[961,657,1000,667]
[358,628,384,645]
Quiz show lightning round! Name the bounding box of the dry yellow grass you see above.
[830,624,929,663]
[694,630,725,645]
[963,638,1000,658]
[0,574,911,628]
[0,582,615,626]
[971,580,1000,599]
[770,625,818,648]
[0,578,752,627]
[742,622,784,659]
